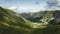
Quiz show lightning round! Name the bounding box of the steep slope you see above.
[20,10,60,34]
[0,7,34,34]
[0,7,60,34]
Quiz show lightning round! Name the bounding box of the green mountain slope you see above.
[21,10,60,34]
[0,7,60,34]
[0,7,34,34]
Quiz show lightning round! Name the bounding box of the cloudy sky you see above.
[0,0,60,13]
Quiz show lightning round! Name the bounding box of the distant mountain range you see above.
[21,10,60,24]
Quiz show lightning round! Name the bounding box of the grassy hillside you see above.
[0,7,34,34]
[0,7,60,34]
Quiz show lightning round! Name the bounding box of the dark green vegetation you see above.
[0,7,60,34]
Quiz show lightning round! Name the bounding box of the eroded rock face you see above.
[53,11,60,23]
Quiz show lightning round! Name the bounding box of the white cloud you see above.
[58,0,60,1]
[7,6,17,10]
[17,3,46,13]
[6,3,47,13]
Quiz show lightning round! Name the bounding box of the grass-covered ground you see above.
[0,7,60,34]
